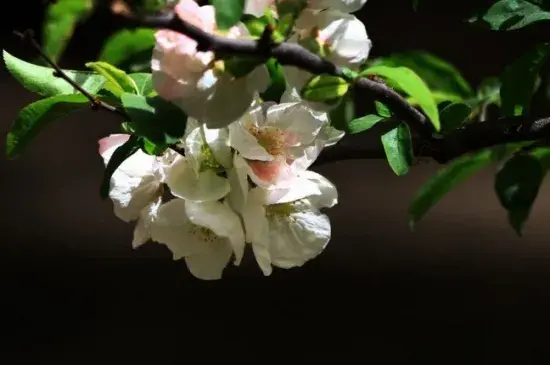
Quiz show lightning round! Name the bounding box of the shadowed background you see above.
[1,0,550,363]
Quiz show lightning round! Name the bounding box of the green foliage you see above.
[439,103,472,132]
[362,65,441,131]
[121,93,188,149]
[370,51,474,103]
[300,75,349,103]
[500,43,550,117]
[469,0,550,31]
[43,0,94,62]
[128,73,155,96]
[329,93,356,131]
[347,114,385,134]
[476,77,502,107]
[494,152,545,236]
[210,0,245,30]
[98,28,156,68]
[100,135,140,199]
[261,59,287,103]
[6,94,90,159]
[381,123,414,176]
[3,50,105,97]
[86,61,139,96]
[224,56,264,78]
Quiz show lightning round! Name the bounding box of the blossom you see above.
[152,0,269,129]
[166,120,233,202]
[150,198,246,280]
[241,170,338,275]
[307,0,367,13]
[98,134,177,247]
[228,100,328,187]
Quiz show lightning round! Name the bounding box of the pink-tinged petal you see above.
[247,156,295,187]
[174,0,202,28]
[198,5,217,33]
[98,134,130,156]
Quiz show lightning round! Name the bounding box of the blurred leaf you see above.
[301,74,349,103]
[3,50,105,97]
[260,59,286,103]
[86,61,139,96]
[440,103,472,132]
[139,137,167,155]
[500,43,550,116]
[476,77,501,106]
[100,135,140,199]
[224,56,263,78]
[121,93,188,146]
[469,0,550,31]
[211,0,245,30]
[99,28,156,67]
[329,93,356,131]
[129,73,155,96]
[494,153,545,236]
[382,123,413,176]
[371,51,474,101]
[347,114,385,134]
[6,94,89,159]
[43,0,94,62]
[362,65,441,131]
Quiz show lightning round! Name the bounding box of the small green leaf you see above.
[370,51,474,102]
[100,135,140,200]
[6,94,89,158]
[494,153,545,236]
[86,61,139,96]
[224,56,263,78]
[329,93,355,131]
[362,65,441,131]
[3,50,105,97]
[211,0,245,30]
[347,114,385,134]
[469,0,550,31]
[300,74,349,103]
[129,73,155,96]
[440,103,472,132]
[99,28,156,67]
[375,101,392,117]
[139,137,167,156]
[476,77,501,106]
[43,0,94,62]
[121,93,188,145]
[381,123,413,176]
[409,148,496,228]
[500,43,550,117]
[261,59,286,103]
[243,15,269,37]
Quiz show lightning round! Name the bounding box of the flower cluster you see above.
[98,0,371,279]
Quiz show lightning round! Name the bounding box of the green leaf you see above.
[476,77,501,106]
[129,73,155,96]
[243,15,269,37]
[347,115,385,134]
[98,28,156,67]
[6,94,89,158]
[261,59,286,103]
[329,93,356,131]
[300,74,349,103]
[86,61,139,96]
[224,56,263,78]
[409,148,496,228]
[440,103,472,132]
[375,101,392,117]
[211,0,245,30]
[100,135,140,200]
[43,0,94,62]
[500,43,550,117]
[3,50,105,97]
[469,0,550,31]
[139,137,167,156]
[494,153,545,236]
[362,65,441,131]
[381,123,413,176]
[370,51,474,101]
[121,93,188,145]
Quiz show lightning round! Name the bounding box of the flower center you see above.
[199,143,222,171]
[266,202,298,218]
[190,224,218,243]
[248,125,286,156]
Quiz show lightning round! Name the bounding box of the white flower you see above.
[286,10,372,92]
[307,0,367,13]
[152,0,269,129]
[98,134,178,247]
[241,170,338,275]
[166,121,233,202]
[228,101,328,187]
[150,198,246,280]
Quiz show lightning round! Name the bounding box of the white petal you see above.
[184,241,233,280]
[228,120,273,161]
[184,126,204,175]
[132,197,162,248]
[203,125,233,168]
[226,153,250,214]
[300,170,338,208]
[247,157,296,188]
[149,199,212,259]
[110,172,161,222]
[241,191,272,275]
[289,139,324,171]
[266,102,324,146]
[167,158,230,202]
[244,0,273,16]
[269,210,331,268]
[185,200,246,265]
[261,177,322,204]
[246,66,270,94]
[309,0,367,13]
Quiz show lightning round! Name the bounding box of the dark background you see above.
[2,0,550,363]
